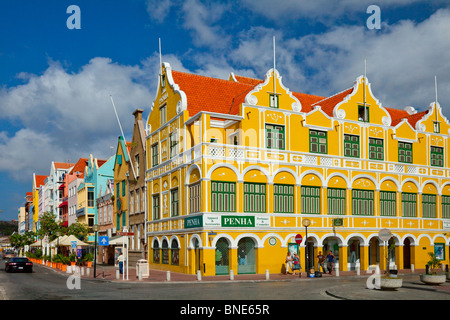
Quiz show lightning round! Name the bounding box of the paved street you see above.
[1,258,450,302]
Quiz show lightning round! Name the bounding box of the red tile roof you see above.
[171,69,429,128]
[54,162,75,170]
[35,175,47,188]
[172,71,255,117]
[68,158,89,175]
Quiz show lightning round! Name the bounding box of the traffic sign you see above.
[71,241,77,249]
[99,236,109,246]
[118,232,134,236]
[295,234,303,244]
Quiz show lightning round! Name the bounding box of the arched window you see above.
[171,239,179,265]
[162,239,169,264]
[152,239,160,263]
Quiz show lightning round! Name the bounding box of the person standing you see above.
[285,252,293,274]
[117,252,124,274]
[326,250,335,275]
[292,253,301,276]
[317,251,326,273]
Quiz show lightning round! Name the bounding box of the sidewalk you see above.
[41,261,422,284]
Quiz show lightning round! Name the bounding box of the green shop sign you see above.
[222,215,255,227]
[184,216,203,229]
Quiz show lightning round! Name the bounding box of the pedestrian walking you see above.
[326,250,335,275]
[285,252,293,274]
[317,251,326,273]
[292,253,301,276]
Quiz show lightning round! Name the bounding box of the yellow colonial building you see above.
[146,62,450,276]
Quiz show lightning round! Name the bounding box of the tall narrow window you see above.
[380,191,396,216]
[171,188,179,217]
[422,194,436,218]
[301,186,320,214]
[87,187,94,207]
[135,155,139,177]
[401,192,417,217]
[189,183,201,214]
[327,188,346,215]
[153,194,160,220]
[433,121,440,133]
[266,124,285,150]
[244,182,266,213]
[442,196,450,219]
[398,141,413,163]
[151,143,159,167]
[309,130,327,154]
[352,189,374,215]
[358,105,369,122]
[270,94,279,108]
[160,104,167,125]
[344,134,360,158]
[211,181,236,212]
[274,184,294,213]
[369,138,384,161]
[431,146,443,167]
[169,132,178,159]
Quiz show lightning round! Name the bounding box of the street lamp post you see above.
[93,224,99,278]
[302,218,311,277]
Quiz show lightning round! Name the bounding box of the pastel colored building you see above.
[145,62,450,276]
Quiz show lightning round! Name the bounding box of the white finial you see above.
[273,35,276,96]
[159,38,162,76]
[435,75,438,105]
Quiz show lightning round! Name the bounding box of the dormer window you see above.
[358,105,369,122]
[161,74,166,88]
[270,94,279,108]
[433,121,440,133]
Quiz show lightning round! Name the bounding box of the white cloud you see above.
[146,0,174,23]
[0,57,154,179]
[181,0,231,48]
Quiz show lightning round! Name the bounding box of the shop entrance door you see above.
[403,238,411,269]
[238,238,256,274]
[215,238,229,275]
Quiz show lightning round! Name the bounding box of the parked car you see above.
[5,257,33,273]
[3,251,16,259]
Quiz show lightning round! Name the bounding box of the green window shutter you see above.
[122,180,126,197]
[422,194,436,218]
[211,181,236,212]
[244,182,266,213]
[401,192,417,217]
[369,138,384,161]
[309,130,327,154]
[301,186,320,214]
[344,134,360,158]
[274,184,294,213]
[265,124,285,150]
[431,146,443,167]
[327,188,346,215]
[117,155,122,165]
[380,191,396,216]
[352,189,374,215]
[171,188,179,217]
[398,142,413,163]
[152,143,159,167]
[442,196,450,219]
[153,195,160,220]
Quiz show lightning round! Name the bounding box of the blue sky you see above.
[1,0,450,221]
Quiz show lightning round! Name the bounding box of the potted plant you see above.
[379,240,403,290]
[69,253,77,266]
[420,252,446,285]
[84,253,94,267]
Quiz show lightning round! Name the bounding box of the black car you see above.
[5,257,33,273]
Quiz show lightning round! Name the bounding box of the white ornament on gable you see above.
[336,109,346,119]
[382,116,391,126]
[246,94,258,106]
[292,102,301,112]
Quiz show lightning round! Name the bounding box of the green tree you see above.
[37,211,60,241]
[65,222,89,241]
